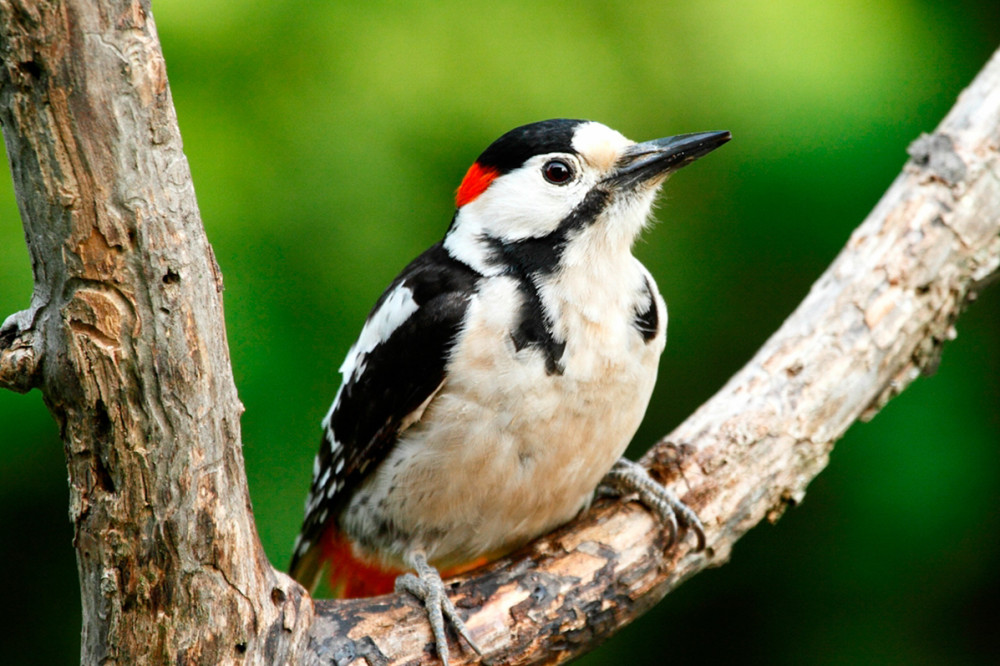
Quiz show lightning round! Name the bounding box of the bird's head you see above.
[444,119,730,274]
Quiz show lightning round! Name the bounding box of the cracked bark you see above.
[1,1,998,665]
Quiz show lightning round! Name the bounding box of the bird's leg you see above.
[395,551,483,666]
[600,457,706,551]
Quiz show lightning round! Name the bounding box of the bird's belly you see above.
[343,282,662,568]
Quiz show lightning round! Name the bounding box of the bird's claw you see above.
[396,552,482,666]
[600,456,706,551]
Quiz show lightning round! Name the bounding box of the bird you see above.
[289,118,730,664]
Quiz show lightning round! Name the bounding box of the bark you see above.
[0,1,997,665]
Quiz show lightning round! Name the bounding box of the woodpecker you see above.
[290,119,730,663]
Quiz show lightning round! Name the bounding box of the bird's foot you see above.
[395,552,483,666]
[600,456,706,551]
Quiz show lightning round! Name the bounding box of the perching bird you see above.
[290,119,729,663]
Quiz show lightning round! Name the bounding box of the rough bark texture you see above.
[0,1,311,664]
[0,0,997,664]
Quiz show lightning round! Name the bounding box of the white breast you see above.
[344,251,666,569]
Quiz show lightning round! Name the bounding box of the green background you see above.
[2,1,998,663]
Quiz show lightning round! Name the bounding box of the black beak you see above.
[606,130,731,189]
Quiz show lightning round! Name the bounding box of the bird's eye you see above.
[542,159,573,185]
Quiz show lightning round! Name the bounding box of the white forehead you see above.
[571,122,633,171]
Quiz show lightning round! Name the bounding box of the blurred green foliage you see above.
[1,1,998,663]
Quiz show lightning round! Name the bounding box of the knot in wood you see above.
[907,132,968,186]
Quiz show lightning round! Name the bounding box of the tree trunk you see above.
[1,1,997,664]
[0,1,311,664]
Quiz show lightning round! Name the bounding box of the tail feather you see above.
[288,535,327,594]
[290,526,401,598]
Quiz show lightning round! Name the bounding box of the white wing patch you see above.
[338,285,420,383]
[309,287,420,517]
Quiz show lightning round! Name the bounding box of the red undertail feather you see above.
[322,528,401,598]
[455,161,498,207]
[321,527,493,599]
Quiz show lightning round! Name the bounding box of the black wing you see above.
[632,273,660,342]
[290,241,481,580]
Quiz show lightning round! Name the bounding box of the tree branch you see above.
[1,1,997,664]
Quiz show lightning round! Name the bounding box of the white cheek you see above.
[461,163,591,241]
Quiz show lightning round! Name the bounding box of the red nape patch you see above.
[455,162,498,207]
